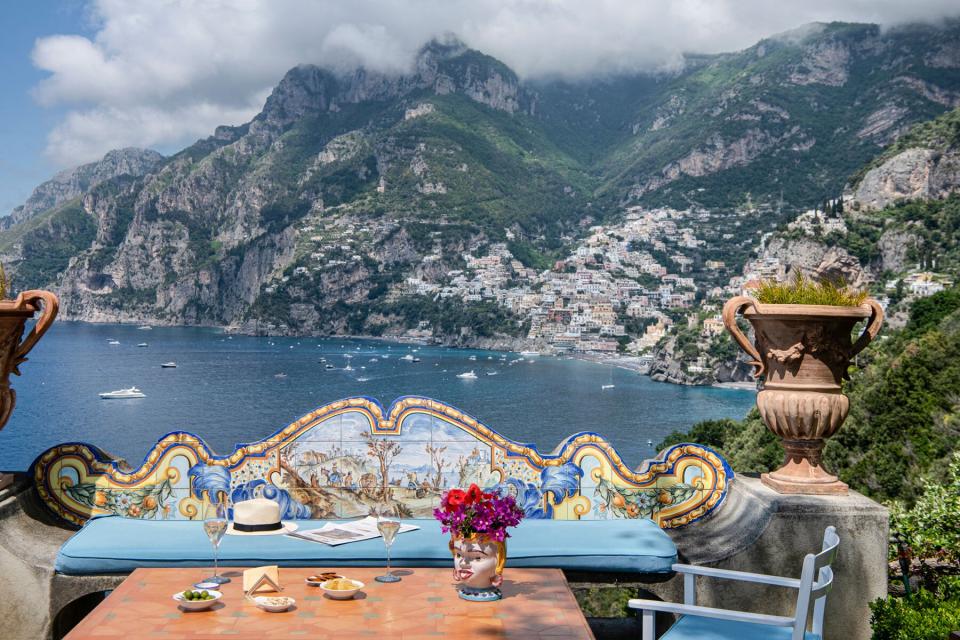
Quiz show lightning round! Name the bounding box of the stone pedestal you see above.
[664,476,888,640]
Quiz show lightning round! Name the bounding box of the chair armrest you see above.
[627,598,795,627]
[671,563,802,589]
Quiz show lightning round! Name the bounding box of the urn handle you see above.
[850,298,884,357]
[13,290,59,374]
[722,296,764,378]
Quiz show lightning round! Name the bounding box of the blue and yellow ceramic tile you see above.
[31,396,733,528]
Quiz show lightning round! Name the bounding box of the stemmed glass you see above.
[202,501,230,585]
[375,511,402,583]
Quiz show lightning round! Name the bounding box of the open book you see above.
[287,516,419,546]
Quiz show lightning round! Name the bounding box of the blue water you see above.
[0,322,756,472]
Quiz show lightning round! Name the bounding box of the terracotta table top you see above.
[63,567,595,639]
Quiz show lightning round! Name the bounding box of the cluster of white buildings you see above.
[398,207,711,353]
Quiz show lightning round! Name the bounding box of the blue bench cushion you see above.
[662,616,822,640]
[56,517,677,575]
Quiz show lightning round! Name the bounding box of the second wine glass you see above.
[202,501,230,585]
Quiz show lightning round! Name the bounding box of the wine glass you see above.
[375,512,402,583]
[202,501,230,585]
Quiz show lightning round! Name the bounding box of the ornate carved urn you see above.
[722,297,883,495]
[0,290,59,430]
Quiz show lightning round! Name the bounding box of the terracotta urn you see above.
[722,297,883,495]
[449,534,506,602]
[0,290,59,430]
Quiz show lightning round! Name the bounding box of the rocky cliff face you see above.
[851,147,960,210]
[1,148,163,230]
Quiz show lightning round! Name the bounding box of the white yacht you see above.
[99,387,145,399]
[274,373,288,379]
[457,370,478,379]
[601,384,615,390]
[468,355,477,361]
[107,340,120,345]
[136,342,148,348]
[520,351,540,357]
[400,354,415,361]
[137,325,152,330]
[160,362,177,368]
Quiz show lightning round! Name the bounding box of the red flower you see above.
[465,484,483,505]
[445,489,467,510]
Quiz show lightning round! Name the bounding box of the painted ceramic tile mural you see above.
[32,396,732,528]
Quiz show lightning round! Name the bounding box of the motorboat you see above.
[344,364,354,371]
[160,362,177,368]
[107,340,120,345]
[136,343,148,348]
[356,377,370,382]
[457,370,478,379]
[412,357,421,363]
[468,355,477,361]
[99,387,145,399]
[520,351,540,357]
[400,354,415,361]
[601,384,615,390]
[137,325,152,330]
[486,371,498,376]
[274,373,287,379]
[325,364,335,370]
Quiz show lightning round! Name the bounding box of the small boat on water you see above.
[412,357,421,363]
[468,355,477,361]
[520,351,540,357]
[601,384,615,390]
[344,365,354,371]
[457,370,478,379]
[274,373,287,379]
[325,364,335,370]
[136,343,148,348]
[160,362,177,368]
[400,354,415,361]
[356,377,370,382]
[107,340,120,345]
[369,358,378,363]
[137,325,152,330]
[486,371,498,376]
[99,387,145,399]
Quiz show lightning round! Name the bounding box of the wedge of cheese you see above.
[243,565,281,593]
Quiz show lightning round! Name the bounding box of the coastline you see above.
[57,318,738,385]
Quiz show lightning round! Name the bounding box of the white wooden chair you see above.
[628,525,839,640]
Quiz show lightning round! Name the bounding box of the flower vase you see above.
[450,534,506,602]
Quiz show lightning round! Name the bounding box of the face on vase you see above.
[452,537,502,589]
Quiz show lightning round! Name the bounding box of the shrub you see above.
[889,452,960,563]
[869,576,960,640]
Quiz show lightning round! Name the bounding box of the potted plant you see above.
[434,483,524,601]
[0,266,59,486]
[722,273,883,495]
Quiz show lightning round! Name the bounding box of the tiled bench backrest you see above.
[32,396,732,528]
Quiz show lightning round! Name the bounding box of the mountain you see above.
[0,148,163,230]
[600,21,960,210]
[2,23,960,340]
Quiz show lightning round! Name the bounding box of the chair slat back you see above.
[792,526,839,640]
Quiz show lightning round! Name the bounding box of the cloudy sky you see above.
[3,0,960,211]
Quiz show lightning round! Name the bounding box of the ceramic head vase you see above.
[434,484,524,602]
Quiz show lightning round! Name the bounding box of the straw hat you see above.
[226,498,298,536]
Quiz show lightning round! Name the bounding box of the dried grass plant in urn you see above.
[723,273,883,495]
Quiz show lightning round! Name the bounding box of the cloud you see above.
[32,0,960,167]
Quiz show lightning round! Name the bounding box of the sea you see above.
[0,322,756,473]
